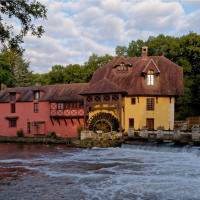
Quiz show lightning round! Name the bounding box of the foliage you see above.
[0,49,32,87]
[1,32,200,120]
[31,54,113,85]
[115,46,127,56]
[77,125,83,139]
[115,32,200,119]
[66,137,72,145]
[16,129,24,137]
[0,0,47,49]
[47,131,57,139]
[0,53,14,88]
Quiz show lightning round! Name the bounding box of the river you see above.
[0,143,200,200]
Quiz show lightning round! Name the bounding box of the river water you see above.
[0,143,200,200]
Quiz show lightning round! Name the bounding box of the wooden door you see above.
[146,118,154,130]
[28,121,46,135]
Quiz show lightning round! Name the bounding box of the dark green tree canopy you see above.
[0,0,47,49]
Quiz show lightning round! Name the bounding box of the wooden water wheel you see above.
[88,112,119,133]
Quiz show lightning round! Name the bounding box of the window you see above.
[87,96,92,102]
[129,118,134,128]
[27,122,31,134]
[34,103,39,113]
[94,95,101,102]
[11,103,16,113]
[34,91,40,100]
[117,63,128,71]
[147,70,154,85]
[9,119,17,128]
[146,98,155,110]
[131,98,136,105]
[146,118,154,130]
[10,92,16,101]
[112,94,119,101]
[103,95,110,101]
[57,103,63,110]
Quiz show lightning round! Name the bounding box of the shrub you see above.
[66,137,72,145]
[16,129,24,137]
[157,126,164,130]
[77,125,83,139]
[47,131,57,139]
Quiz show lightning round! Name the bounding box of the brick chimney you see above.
[141,46,148,57]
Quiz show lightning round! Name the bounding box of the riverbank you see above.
[0,136,75,146]
[0,136,124,148]
[1,132,200,148]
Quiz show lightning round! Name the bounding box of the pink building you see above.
[0,83,87,138]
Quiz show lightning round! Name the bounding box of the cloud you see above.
[18,0,200,73]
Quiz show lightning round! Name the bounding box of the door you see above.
[28,121,46,135]
[146,118,154,130]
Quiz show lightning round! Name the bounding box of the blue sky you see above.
[20,0,200,73]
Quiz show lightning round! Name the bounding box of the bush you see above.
[16,129,24,137]
[47,131,57,139]
[77,125,83,139]
[157,126,164,130]
[66,137,72,145]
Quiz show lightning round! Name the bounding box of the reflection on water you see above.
[0,143,200,200]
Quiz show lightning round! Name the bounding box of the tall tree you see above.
[127,39,145,57]
[48,65,65,84]
[0,0,47,49]
[1,49,32,87]
[0,53,14,89]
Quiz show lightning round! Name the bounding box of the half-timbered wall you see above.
[50,102,84,117]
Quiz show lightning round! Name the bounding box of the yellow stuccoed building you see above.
[81,47,183,133]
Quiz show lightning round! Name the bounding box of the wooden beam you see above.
[56,118,60,126]
[50,117,54,126]
[64,118,67,126]
[78,118,81,125]
[118,94,122,132]
[83,96,87,129]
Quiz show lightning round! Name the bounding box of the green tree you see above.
[64,64,85,83]
[127,39,145,56]
[0,0,47,49]
[84,54,113,81]
[30,73,50,85]
[48,65,65,84]
[0,53,14,88]
[115,46,127,56]
[1,49,32,86]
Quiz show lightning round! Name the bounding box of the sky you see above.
[20,0,200,73]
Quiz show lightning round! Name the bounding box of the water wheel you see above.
[88,112,119,133]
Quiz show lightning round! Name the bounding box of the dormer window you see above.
[117,63,128,72]
[147,70,154,86]
[34,91,40,100]
[10,92,16,102]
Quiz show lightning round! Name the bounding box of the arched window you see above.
[147,70,154,86]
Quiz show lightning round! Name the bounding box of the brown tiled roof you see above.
[0,55,183,102]
[81,78,126,95]
[0,83,88,103]
[112,56,132,67]
[86,55,183,96]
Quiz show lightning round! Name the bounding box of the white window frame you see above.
[147,70,154,86]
